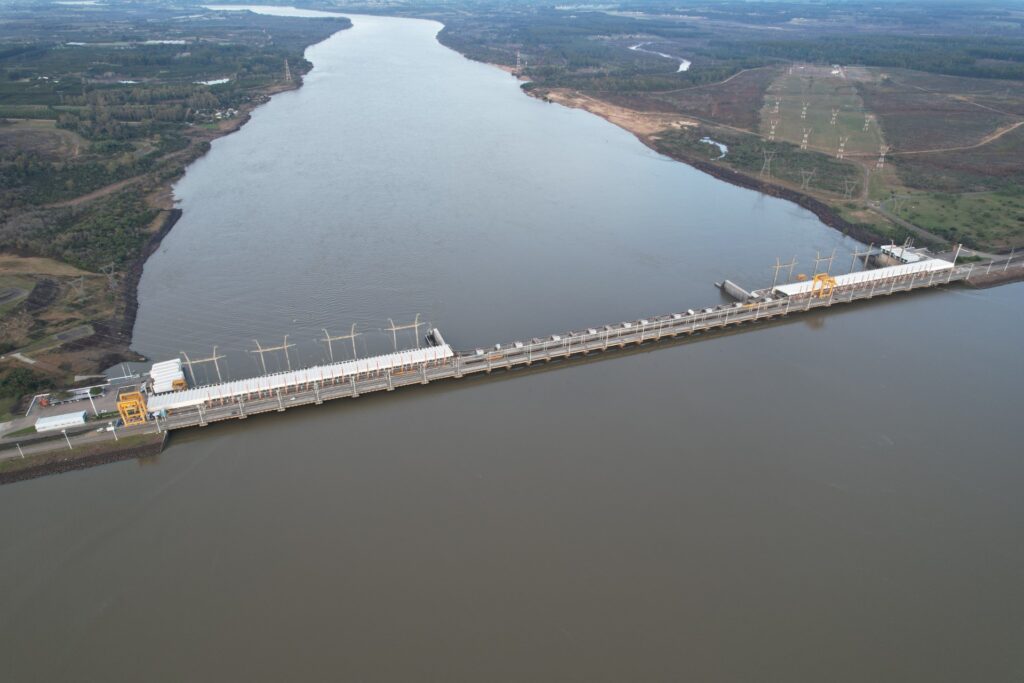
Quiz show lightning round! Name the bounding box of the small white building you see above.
[35,411,87,433]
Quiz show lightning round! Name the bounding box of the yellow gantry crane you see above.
[811,273,838,298]
[116,390,148,427]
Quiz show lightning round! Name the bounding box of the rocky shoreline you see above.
[0,432,167,485]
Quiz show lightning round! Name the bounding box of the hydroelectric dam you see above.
[118,247,1021,433]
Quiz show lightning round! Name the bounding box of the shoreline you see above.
[95,66,322,369]
[522,84,890,246]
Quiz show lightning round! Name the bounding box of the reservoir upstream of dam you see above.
[3,9,1024,681]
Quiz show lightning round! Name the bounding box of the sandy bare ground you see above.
[542,89,697,137]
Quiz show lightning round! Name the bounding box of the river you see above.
[2,10,1023,682]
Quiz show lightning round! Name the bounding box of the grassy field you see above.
[884,189,1024,250]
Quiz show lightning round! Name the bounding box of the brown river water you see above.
[2,10,1023,681]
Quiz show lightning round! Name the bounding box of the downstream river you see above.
[3,11,1023,681]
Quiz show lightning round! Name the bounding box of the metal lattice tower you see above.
[842,179,858,199]
[768,119,779,142]
[760,149,776,177]
[830,108,839,126]
[849,243,874,273]
[836,136,849,159]
[800,127,812,150]
[876,144,890,170]
[800,101,809,120]
[799,168,815,190]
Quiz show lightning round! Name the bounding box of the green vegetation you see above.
[0,367,53,410]
[885,189,1024,250]
[655,126,860,196]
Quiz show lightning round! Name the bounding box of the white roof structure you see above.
[880,244,926,263]
[150,358,186,394]
[35,411,87,432]
[773,259,953,297]
[147,344,454,413]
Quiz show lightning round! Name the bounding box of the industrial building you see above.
[35,411,87,433]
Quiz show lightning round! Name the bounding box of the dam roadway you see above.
[151,256,1016,433]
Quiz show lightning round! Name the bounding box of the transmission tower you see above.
[100,263,118,291]
[70,276,86,301]
[772,98,780,114]
[875,144,890,170]
[768,119,779,142]
[760,149,776,177]
[321,323,360,362]
[800,101,809,120]
[830,108,839,126]
[836,136,849,159]
[842,179,858,199]
[800,127,812,150]
[799,168,815,190]
[863,114,873,131]
[251,336,294,374]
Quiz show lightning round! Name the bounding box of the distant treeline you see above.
[711,36,1024,81]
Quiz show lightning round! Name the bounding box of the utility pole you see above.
[182,347,225,384]
[771,255,798,289]
[850,243,873,273]
[386,315,423,351]
[321,323,360,362]
[251,336,294,374]
[812,249,836,276]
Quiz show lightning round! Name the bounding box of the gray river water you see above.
[2,10,1023,682]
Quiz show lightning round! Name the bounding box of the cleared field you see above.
[0,119,86,160]
[761,65,884,156]
[858,72,1021,152]
[647,66,781,130]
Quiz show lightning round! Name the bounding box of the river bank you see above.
[524,85,899,248]
[0,431,166,485]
